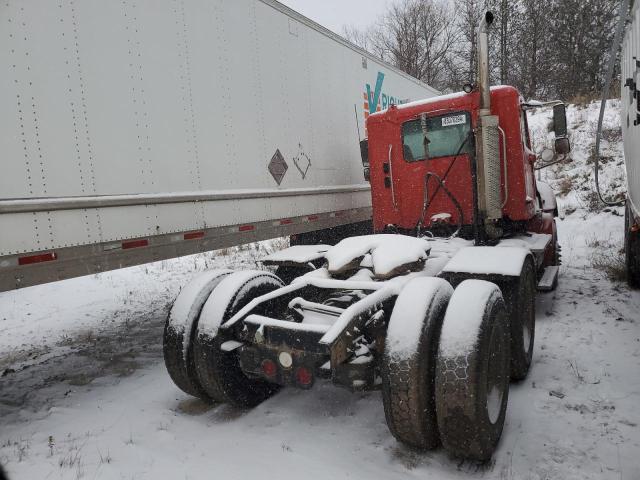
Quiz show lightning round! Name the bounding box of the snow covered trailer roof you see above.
[622,0,640,220]
[0,0,438,292]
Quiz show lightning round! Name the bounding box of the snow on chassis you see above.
[163,232,548,461]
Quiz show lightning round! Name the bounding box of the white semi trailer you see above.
[0,0,437,292]
[622,0,640,285]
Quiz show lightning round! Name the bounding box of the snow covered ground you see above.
[1,102,639,479]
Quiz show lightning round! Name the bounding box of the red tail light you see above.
[261,359,277,378]
[295,367,313,387]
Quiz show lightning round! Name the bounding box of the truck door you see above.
[389,111,476,229]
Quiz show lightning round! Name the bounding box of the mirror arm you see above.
[535,155,568,171]
[522,100,565,111]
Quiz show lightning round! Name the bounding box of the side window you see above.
[402,112,472,162]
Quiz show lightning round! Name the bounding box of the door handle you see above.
[388,144,398,210]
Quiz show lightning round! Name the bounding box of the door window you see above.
[402,111,472,162]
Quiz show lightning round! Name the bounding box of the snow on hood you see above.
[325,234,431,278]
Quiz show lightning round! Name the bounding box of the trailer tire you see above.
[193,271,284,407]
[435,280,510,462]
[502,257,536,381]
[163,270,232,401]
[625,202,640,288]
[382,278,453,450]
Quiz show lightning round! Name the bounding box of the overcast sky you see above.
[277,0,394,35]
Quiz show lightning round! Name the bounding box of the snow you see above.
[320,285,401,345]
[262,245,330,265]
[1,101,640,480]
[325,234,431,277]
[245,315,331,334]
[220,340,243,352]
[385,277,453,360]
[442,246,530,276]
[439,280,502,358]
[197,271,281,339]
[165,270,232,361]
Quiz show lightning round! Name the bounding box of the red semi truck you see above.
[163,12,571,461]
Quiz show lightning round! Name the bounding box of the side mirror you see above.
[553,104,568,137]
[555,137,571,156]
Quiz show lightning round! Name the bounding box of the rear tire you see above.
[435,280,510,462]
[502,258,536,381]
[381,278,453,450]
[163,270,232,401]
[625,202,640,288]
[193,271,284,407]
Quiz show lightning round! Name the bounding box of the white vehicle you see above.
[622,0,640,285]
[0,0,437,292]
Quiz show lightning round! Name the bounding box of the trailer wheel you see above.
[193,271,284,407]
[502,257,536,381]
[625,202,640,288]
[163,270,232,401]
[382,278,453,450]
[435,280,510,462]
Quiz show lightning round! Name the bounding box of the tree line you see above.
[343,0,622,101]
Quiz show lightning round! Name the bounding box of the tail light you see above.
[295,367,313,387]
[261,359,277,378]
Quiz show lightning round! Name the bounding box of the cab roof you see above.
[367,85,522,124]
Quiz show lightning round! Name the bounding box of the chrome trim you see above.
[0,185,371,214]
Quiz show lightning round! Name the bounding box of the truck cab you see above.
[367,86,541,235]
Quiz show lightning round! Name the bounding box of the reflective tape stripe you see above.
[18,252,57,266]
[122,239,148,250]
[184,231,205,240]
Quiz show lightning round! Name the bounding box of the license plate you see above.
[442,114,466,127]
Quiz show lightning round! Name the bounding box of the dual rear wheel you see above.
[382,261,536,461]
[164,262,536,461]
[163,270,283,407]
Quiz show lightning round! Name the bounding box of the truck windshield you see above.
[402,111,472,161]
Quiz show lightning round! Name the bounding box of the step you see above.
[537,265,559,292]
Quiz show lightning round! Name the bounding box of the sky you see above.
[277,0,393,35]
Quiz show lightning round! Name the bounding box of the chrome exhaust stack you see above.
[475,11,502,241]
[477,11,494,116]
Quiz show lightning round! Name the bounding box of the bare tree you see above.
[451,0,486,85]
[344,0,458,91]
[344,0,621,101]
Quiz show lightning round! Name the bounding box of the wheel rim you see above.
[522,268,535,357]
[486,321,507,424]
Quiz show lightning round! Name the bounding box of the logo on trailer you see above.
[363,72,409,131]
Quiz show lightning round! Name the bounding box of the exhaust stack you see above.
[477,11,494,116]
[474,11,502,241]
